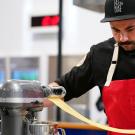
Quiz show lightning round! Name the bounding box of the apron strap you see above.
[104,43,119,86]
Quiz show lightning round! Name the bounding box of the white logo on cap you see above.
[114,0,123,13]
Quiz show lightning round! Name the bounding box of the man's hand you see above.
[43,82,60,107]
[48,82,60,87]
[43,98,54,107]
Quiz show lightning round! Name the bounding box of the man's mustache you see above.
[118,41,135,46]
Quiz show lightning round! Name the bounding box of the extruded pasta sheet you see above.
[48,97,135,134]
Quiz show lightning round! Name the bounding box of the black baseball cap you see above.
[101,0,135,22]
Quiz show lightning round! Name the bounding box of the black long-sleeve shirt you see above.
[55,38,135,101]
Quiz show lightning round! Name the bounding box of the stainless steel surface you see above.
[0,80,44,99]
[73,0,106,12]
[29,121,58,135]
[0,97,43,103]
[0,80,66,135]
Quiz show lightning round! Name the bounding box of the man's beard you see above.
[118,41,135,51]
[118,41,135,46]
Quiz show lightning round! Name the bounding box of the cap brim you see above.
[101,14,135,23]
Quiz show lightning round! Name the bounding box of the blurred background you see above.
[0,0,112,124]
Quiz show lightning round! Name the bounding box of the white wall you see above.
[62,0,112,54]
[0,0,24,51]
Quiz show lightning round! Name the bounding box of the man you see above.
[44,0,135,134]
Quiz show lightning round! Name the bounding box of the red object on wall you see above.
[41,16,51,26]
[51,16,60,26]
[31,15,60,27]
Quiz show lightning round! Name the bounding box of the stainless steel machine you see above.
[0,80,66,135]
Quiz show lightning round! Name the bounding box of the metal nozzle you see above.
[42,86,66,98]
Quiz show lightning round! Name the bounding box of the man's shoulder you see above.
[92,38,115,52]
[90,38,116,75]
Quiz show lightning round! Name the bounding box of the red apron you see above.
[102,44,135,135]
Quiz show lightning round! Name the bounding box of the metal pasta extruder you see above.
[0,80,66,135]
